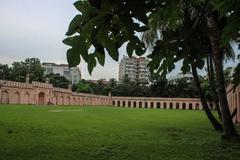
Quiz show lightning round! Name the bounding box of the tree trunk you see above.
[191,64,223,132]
[206,11,238,138]
[207,55,222,120]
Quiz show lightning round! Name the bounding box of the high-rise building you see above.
[119,56,150,83]
[42,63,81,85]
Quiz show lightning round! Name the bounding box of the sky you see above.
[0,0,239,80]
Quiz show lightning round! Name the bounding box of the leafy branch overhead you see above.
[63,0,150,74]
[64,0,240,77]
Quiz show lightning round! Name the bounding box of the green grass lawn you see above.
[0,105,240,160]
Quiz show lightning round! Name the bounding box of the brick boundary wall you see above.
[0,80,218,111]
[226,84,240,123]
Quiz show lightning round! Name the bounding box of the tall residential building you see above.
[42,63,81,85]
[119,56,150,83]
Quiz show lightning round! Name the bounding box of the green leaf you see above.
[95,51,105,66]
[126,41,134,57]
[181,60,190,74]
[74,1,99,16]
[126,36,146,57]
[96,24,119,61]
[63,36,81,47]
[67,48,81,67]
[80,14,105,40]
[63,35,90,62]
[87,54,97,75]
[66,15,82,36]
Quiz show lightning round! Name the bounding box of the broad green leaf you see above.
[63,36,81,47]
[87,54,97,75]
[66,15,82,36]
[67,48,81,67]
[181,60,191,74]
[126,41,134,57]
[96,51,105,66]
[96,24,119,61]
[74,1,99,16]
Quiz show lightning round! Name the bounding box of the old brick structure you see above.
[1,79,239,124]
[0,80,218,111]
[226,84,240,123]
[0,80,111,106]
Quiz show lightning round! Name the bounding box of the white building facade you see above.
[42,63,81,85]
[119,56,150,83]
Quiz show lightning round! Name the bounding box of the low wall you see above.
[226,84,240,123]
[0,80,217,111]
[0,80,111,106]
[111,97,212,110]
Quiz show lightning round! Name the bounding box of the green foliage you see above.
[64,0,153,73]
[8,58,45,82]
[214,0,240,46]
[76,79,94,93]
[46,73,70,89]
[0,64,10,80]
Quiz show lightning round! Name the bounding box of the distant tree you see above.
[149,76,169,97]
[46,73,70,89]
[9,58,45,82]
[76,79,93,93]
[0,64,10,80]
[94,79,105,95]
[71,83,78,92]
[109,78,117,88]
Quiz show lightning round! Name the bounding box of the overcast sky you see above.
[0,0,239,80]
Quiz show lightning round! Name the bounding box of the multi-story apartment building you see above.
[42,63,81,85]
[119,56,150,83]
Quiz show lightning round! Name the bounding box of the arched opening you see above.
[13,92,20,104]
[196,103,199,110]
[170,103,173,109]
[24,92,30,104]
[1,91,9,104]
[112,101,115,106]
[117,101,120,107]
[73,97,76,105]
[164,102,167,109]
[139,102,142,108]
[61,96,64,105]
[123,101,126,107]
[133,101,136,108]
[151,102,154,108]
[182,103,186,109]
[128,101,131,107]
[66,96,71,105]
[53,96,57,105]
[145,102,148,108]
[38,92,45,105]
[189,103,193,110]
[157,102,161,108]
[176,103,179,109]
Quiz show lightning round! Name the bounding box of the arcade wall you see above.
[0,80,111,106]
[226,84,240,123]
[0,80,216,111]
